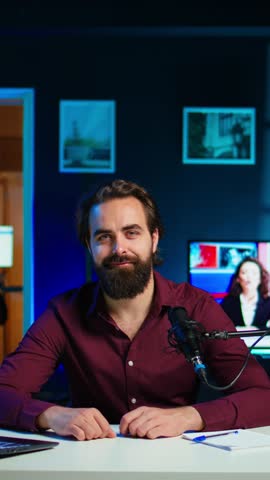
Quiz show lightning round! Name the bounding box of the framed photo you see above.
[182,107,256,165]
[59,100,116,173]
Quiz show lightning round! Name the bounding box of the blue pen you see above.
[192,430,239,443]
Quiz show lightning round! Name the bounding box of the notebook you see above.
[0,435,59,458]
[182,429,270,451]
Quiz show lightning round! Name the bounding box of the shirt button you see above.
[131,397,137,404]
[128,360,134,367]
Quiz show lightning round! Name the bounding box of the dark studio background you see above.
[2,7,270,392]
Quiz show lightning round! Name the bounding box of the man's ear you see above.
[152,228,159,253]
[85,238,92,255]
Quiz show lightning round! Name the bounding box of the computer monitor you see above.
[0,226,14,268]
[188,241,270,356]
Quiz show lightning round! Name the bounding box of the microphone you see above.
[168,307,207,381]
[168,310,270,391]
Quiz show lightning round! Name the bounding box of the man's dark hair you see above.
[76,179,164,265]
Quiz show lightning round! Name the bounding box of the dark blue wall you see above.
[0,31,268,317]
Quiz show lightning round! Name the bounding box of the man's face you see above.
[89,197,159,299]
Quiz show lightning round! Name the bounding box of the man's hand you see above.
[120,405,204,439]
[36,406,116,441]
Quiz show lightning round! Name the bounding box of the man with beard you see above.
[1,179,270,439]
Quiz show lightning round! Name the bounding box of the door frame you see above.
[0,88,35,332]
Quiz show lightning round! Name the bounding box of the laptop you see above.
[0,435,59,458]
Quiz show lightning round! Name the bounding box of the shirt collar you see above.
[86,281,105,317]
[151,270,184,315]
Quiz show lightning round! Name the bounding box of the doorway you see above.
[0,89,34,361]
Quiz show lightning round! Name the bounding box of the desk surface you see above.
[1,426,270,480]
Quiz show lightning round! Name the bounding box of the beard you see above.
[94,253,153,299]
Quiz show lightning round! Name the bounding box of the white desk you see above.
[1,426,270,480]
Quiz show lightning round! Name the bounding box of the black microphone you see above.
[168,307,207,381]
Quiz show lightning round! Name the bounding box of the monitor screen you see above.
[0,226,14,268]
[188,241,270,355]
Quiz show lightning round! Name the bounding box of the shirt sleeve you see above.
[0,303,66,432]
[189,293,270,430]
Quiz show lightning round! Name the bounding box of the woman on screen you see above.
[221,257,270,328]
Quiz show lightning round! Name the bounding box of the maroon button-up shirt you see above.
[1,271,270,432]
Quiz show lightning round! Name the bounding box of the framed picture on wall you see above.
[182,107,256,165]
[59,100,116,173]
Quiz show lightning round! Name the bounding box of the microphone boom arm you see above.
[204,328,270,340]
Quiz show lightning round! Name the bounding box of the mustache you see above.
[102,254,137,267]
